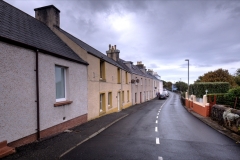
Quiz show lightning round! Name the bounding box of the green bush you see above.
[193,82,229,98]
[225,86,240,98]
[189,84,194,95]
[215,87,240,109]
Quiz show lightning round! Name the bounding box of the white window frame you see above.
[55,65,67,102]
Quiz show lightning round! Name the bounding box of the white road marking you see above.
[156,116,158,119]
[158,156,163,160]
[155,127,158,132]
[156,137,160,144]
[157,113,159,115]
[156,120,158,123]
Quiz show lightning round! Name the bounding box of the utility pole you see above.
[185,59,189,107]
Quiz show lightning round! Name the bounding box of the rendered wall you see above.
[38,53,88,131]
[53,25,133,120]
[131,73,155,105]
[0,42,37,143]
[53,28,88,61]
[0,41,88,144]
[87,54,132,120]
[159,81,163,94]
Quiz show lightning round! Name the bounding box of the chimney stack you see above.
[136,61,144,69]
[106,44,120,61]
[34,5,60,30]
[147,69,154,75]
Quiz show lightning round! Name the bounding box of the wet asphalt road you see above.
[61,92,240,160]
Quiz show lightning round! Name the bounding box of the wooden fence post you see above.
[234,97,238,109]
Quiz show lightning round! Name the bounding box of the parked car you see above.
[158,93,166,99]
[163,90,169,97]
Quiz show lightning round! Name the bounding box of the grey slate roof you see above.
[57,28,127,70]
[119,59,149,78]
[117,59,132,73]
[120,59,159,80]
[0,1,88,65]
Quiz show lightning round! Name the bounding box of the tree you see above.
[196,68,236,87]
[195,76,203,82]
[175,81,188,92]
[163,81,172,90]
[235,68,240,76]
[235,76,240,86]
[234,68,240,86]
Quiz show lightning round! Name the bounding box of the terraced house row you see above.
[0,1,163,149]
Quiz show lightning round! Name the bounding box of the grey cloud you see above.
[220,59,240,64]
[7,0,240,84]
[195,64,212,68]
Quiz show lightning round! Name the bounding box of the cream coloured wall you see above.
[38,52,88,130]
[52,27,132,121]
[0,42,37,143]
[87,54,132,120]
[53,28,88,62]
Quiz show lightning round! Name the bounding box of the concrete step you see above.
[0,141,16,158]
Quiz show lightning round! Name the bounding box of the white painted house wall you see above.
[159,81,163,94]
[0,41,88,143]
[0,42,37,143]
[38,53,87,130]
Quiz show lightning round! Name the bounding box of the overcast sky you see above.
[6,0,240,84]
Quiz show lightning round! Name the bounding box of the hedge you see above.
[208,87,240,109]
[191,82,229,98]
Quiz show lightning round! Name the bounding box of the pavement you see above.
[3,96,240,160]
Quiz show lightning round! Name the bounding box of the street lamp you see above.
[185,59,189,100]
[179,78,181,93]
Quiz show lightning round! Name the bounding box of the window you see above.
[55,66,66,102]
[100,93,106,112]
[100,60,105,80]
[117,68,121,83]
[108,92,112,108]
[127,90,129,102]
[125,72,128,84]
[141,78,143,85]
[122,91,124,103]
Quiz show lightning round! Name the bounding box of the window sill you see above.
[54,100,73,107]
